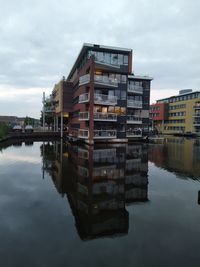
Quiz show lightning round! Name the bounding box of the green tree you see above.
[40,111,54,129]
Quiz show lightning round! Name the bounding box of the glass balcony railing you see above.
[94,94,117,105]
[194,121,200,126]
[79,93,90,103]
[127,99,142,108]
[127,86,143,94]
[126,129,142,138]
[94,112,117,121]
[94,75,118,87]
[44,106,55,113]
[79,74,90,86]
[79,112,89,120]
[193,113,200,117]
[78,129,89,139]
[127,115,142,124]
[93,130,117,139]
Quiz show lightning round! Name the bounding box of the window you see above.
[115,90,120,99]
[121,91,127,100]
[120,107,126,115]
[123,55,128,65]
[121,75,127,83]
[104,53,110,64]
[118,54,123,65]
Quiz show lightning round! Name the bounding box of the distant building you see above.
[150,90,200,135]
[45,43,153,144]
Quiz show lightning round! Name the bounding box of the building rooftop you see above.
[157,90,200,103]
[67,43,132,80]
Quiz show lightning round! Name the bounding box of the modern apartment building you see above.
[46,43,153,144]
[150,90,200,135]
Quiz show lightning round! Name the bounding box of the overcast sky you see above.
[0,0,200,118]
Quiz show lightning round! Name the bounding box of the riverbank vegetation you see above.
[0,123,9,140]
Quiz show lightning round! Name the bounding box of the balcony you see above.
[127,86,143,94]
[94,112,117,121]
[79,74,90,86]
[93,130,117,139]
[126,129,142,138]
[94,93,117,105]
[127,115,142,124]
[127,99,142,109]
[79,93,90,103]
[45,96,53,103]
[193,113,200,117]
[78,129,89,139]
[44,106,55,113]
[94,75,118,87]
[194,121,200,126]
[194,104,200,109]
[79,112,89,120]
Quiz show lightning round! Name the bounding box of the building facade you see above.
[150,90,200,135]
[46,43,153,144]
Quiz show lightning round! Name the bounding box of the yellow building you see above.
[152,90,200,135]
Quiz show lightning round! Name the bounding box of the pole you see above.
[61,111,63,139]
[53,116,55,132]
[43,92,45,131]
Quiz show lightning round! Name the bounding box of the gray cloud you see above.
[0,0,200,117]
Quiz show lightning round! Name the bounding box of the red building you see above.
[150,103,168,132]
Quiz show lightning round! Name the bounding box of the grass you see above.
[0,123,9,140]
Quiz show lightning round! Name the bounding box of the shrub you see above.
[0,123,9,139]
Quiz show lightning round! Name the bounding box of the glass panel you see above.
[121,91,126,100]
[121,75,127,83]
[108,106,114,112]
[120,107,126,115]
[115,90,120,99]
[111,54,118,65]
[123,55,128,65]
[104,53,111,64]
[118,54,123,65]
[97,52,104,62]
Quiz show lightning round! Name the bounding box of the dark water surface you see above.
[0,138,200,267]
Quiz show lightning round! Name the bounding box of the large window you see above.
[88,50,129,66]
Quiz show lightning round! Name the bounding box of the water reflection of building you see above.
[148,137,200,179]
[41,142,149,240]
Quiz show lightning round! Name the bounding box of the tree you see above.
[40,111,54,129]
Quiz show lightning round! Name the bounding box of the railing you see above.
[93,130,117,139]
[127,86,143,94]
[127,99,142,108]
[44,106,55,113]
[78,129,89,139]
[127,115,142,124]
[94,93,117,105]
[194,121,200,126]
[79,74,90,86]
[79,112,89,120]
[79,93,90,103]
[193,113,200,117]
[94,112,117,121]
[94,75,118,87]
[126,129,142,138]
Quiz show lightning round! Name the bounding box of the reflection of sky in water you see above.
[0,140,200,267]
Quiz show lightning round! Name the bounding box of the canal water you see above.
[0,138,200,267]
